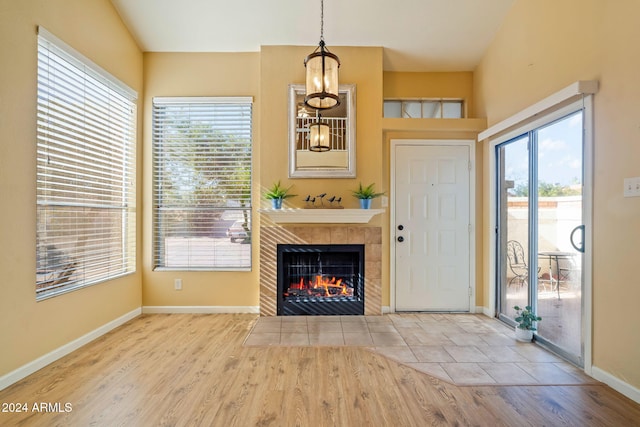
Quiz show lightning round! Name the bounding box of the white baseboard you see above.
[381,306,391,314]
[0,307,141,392]
[591,366,640,404]
[141,306,259,314]
[479,306,493,317]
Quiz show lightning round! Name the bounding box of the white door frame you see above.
[390,139,476,313]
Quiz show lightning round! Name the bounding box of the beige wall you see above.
[142,52,261,307]
[474,0,640,389]
[0,0,143,376]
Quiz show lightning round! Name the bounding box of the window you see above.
[383,99,464,118]
[36,28,137,299]
[152,97,253,270]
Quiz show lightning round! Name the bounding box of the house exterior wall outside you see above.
[474,0,640,390]
[0,0,143,376]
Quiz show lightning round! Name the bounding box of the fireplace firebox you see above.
[277,244,365,315]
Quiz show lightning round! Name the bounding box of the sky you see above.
[502,111,583,188]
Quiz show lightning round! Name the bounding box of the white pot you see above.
[515,326,534,342]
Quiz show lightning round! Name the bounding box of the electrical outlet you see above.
[381,196,389,207]
[624,177,640,197]
[174,278,182,290]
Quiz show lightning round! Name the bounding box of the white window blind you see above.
[36,27,137,299]
[152,97,253,270]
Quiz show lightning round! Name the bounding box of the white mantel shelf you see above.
[259,208,385,224]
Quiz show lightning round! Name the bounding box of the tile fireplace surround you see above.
[259,225,382,317]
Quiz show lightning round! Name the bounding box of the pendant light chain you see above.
[320,0,324,42]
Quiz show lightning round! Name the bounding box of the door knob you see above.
[397,236,404,242]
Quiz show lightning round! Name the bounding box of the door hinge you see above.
[468,224,472,233]
[468,160,472,171]
[468,287,472,296]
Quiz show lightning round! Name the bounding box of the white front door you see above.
[394,143,471,311]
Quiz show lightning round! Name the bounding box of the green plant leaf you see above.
[351,182,385,199]
[264,180,296,200]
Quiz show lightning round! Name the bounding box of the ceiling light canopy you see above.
[304,0,340,110]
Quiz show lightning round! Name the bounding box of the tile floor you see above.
[243,313,599,386]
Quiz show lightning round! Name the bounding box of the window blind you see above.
[152,97,253,270]
[36,27,137,299]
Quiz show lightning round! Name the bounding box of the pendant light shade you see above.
[304,0,340,110]
[309,119,330,152]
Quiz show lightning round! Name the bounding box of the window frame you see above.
[152,97,253,271]
[36,27,137,300]
[383,98,465,119]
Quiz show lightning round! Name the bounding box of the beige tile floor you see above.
[243,313,599,386]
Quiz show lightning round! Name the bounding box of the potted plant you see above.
[351,182,385,209]
[264,181,295,209]
[513,305,542,342]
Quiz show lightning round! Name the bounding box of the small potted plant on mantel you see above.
[264,181,296,209]
[513,305,542,342]
[351,182,385,209]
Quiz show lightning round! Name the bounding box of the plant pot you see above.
[271,198,283,209]
[359,199,372,209]
[515,326,534,342]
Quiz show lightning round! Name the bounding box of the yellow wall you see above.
[141,52,261,307]
[0,0,143,376]
[474,0,640,389]
[259,46,384,211]
[383,72,486,307]
[141,48,485,311]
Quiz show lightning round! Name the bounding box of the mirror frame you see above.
[288,83,356,178]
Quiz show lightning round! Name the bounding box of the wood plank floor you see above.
[1,314,639,426]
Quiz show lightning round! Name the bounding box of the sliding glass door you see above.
[497,135,530,323]
[497,110,585,366]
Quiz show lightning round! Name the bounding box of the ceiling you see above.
[110,0,514,72]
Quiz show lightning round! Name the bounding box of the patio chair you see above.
[506,240,534,288]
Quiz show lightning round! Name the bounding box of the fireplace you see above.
[277,244,365,315]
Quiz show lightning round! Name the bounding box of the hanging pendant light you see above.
[304,0,340,110]
[309,111,331,152]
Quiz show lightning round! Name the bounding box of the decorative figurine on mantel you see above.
[303,194,343,209]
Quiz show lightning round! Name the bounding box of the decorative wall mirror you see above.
[288,84,356,178]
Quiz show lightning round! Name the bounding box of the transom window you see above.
[383,99,464,119]
[152,97,253,270]
[36,27,137,299]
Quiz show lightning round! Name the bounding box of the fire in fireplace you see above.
[277,244,365,315]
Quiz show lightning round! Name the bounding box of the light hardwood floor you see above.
[1,314,639,426]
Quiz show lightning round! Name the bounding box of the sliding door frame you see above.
[486,95,594,373]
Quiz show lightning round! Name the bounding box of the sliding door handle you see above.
[570,225,585,253]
